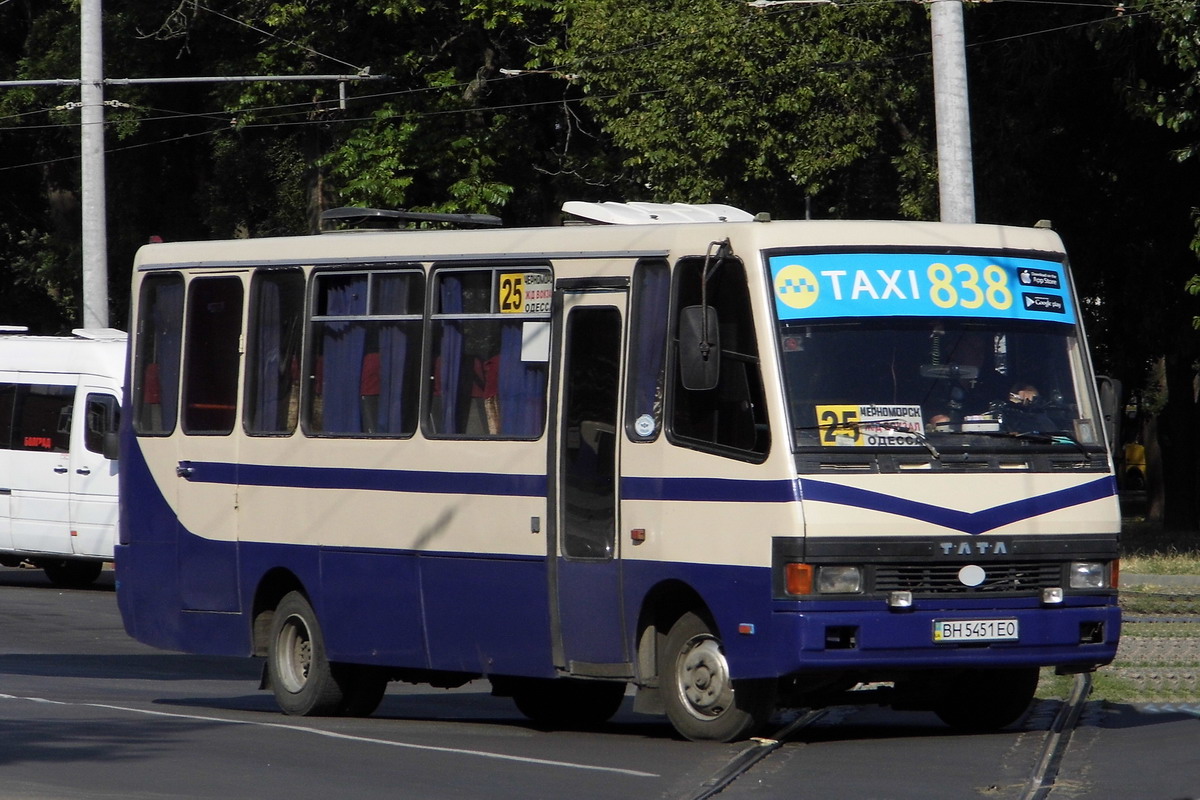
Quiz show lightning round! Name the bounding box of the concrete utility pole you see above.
[930,0,976,224]
[80,0,109,328]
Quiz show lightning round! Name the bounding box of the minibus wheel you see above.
[661,611,776,742]
[933,667,1039,731]
[41,559,103,588]
[267,591,345,716]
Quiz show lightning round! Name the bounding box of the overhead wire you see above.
[0,0,1167,174]
[191,2,369,74]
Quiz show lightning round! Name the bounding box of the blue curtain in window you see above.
[155,279,184,430]
[376,278,410,434]
[498,322,547,437]
[438,277,464,434]
[320,278,368,432]
[254,279,282,431]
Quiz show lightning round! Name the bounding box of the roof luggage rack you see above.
[321,206,503,230]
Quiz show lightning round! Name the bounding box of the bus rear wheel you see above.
[511,678,626,728]
[933,667,1039,731]
[661,612,775,742]
[334,664,389,717]
[267,591,346,716]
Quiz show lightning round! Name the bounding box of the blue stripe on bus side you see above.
[185,461,548,497]
[619,476,801,503]
[798,475,1117,535]
[182,461,799,503]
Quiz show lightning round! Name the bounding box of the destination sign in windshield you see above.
[769,253,1074,324]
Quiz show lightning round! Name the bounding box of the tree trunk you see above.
[1157,347,1200,531]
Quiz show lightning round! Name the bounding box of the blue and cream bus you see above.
[115,202,1120,741]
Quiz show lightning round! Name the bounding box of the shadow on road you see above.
[0,652,260,682]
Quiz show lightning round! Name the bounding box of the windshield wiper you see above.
[963,430,1093,458]
[1011,430,1093,458]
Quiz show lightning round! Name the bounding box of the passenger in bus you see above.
[432,322,502,436]
[360,350,380,434]
[142,362,163,431]
[927,333,1007,426]
[1000,382,1060,432]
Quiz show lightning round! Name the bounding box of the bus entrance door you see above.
[552,290,631,677]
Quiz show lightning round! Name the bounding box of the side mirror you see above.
[102,431,120,461]
[679,305,720,391]
[1096,375,1121,453]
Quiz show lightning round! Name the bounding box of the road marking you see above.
[1137,703,1200,717]
[0,693,659,778]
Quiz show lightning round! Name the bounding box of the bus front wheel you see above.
[267,591,346,716]
[661,612,775,742]
[933,667,1039,731]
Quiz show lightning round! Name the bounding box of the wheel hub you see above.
[277,614,313,694]
[678,635,732,719]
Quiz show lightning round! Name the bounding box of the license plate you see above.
[933,619,1019,643]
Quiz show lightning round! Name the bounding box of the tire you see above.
[511,678,627,728]
[933,667,1039,731]
[661,612,776,742]
[334,664,389,717]
[267,591,346,716]
[41,559,104,588]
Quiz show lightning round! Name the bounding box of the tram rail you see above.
[678,673,1097,800]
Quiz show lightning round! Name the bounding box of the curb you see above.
[1122,573,1200,589]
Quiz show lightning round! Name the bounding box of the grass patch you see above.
[1036,668,1073,700]
[1122,553,1200,575]
[1088,671,1158,704]
[1120,588,1200,616]
[1122,622,1200,638]
[1040,666,1199,705]
[1121,521,1200,574]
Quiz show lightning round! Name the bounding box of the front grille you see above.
[873,561,1063,595]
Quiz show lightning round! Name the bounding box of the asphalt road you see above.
[1,566,1198,800]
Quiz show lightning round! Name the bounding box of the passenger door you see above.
[551,287,630,676]
[68,389,120,558]
[9,382,76,556]
[174,275,245,611]
[0,382,14,553]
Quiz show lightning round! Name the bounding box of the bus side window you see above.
[182,277,244,435]
[246,270,305,435]
[133,272,184,435]
[427,267,550,439]
[0,383,14,449]
[13,384,75,452]
[625,259,670,442]
[304,269,424,437]
[84,394,120,455]
[669,257,770,459]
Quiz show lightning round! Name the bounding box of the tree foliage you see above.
[553,0,935,219]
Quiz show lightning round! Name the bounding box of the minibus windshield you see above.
[778,318,1102,453]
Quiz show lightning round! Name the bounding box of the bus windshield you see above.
[779,317,1101,452]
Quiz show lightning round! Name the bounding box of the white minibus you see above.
[0,328,125,586]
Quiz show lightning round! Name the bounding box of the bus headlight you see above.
[817,566,863,594]
[1068,562,1106,589]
